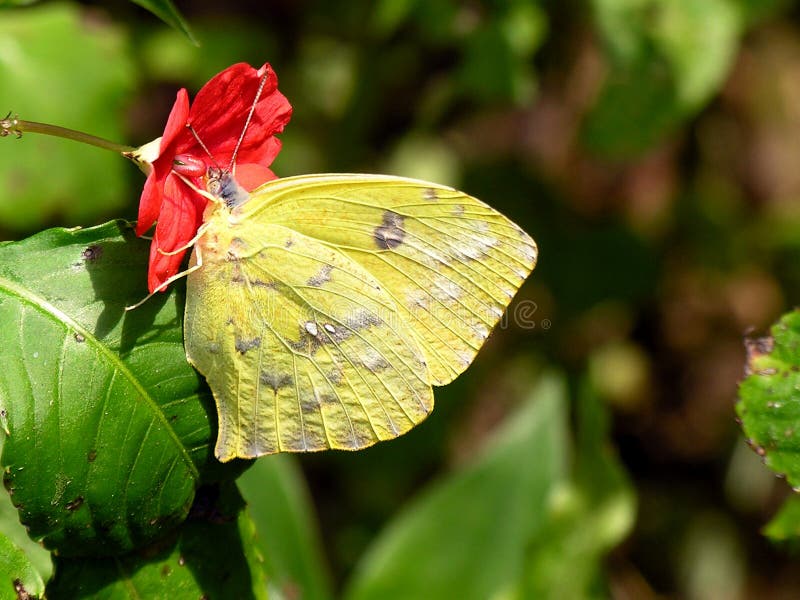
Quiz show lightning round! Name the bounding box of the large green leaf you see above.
[47,483,268,599]
[737,310,800,487]
[344,373,569,600]
[0,221,218,556]
[0,4,136,233]
[0,530,44,600]
[239,455,333,600]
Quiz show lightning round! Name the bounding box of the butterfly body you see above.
[184,173,537,461]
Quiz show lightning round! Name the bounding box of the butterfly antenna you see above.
[228,69,269,174]
[186,124,221,169]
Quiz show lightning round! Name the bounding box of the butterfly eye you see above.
[173,154,207,177]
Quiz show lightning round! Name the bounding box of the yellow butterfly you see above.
[183,172,537,461]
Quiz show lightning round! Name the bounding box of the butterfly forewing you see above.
[184,218,433,460]
[245,174,538,385]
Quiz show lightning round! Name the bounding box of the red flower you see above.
[135,62,292,293]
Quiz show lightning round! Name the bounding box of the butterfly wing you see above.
[184,218,433,461]
[243,174,538,385]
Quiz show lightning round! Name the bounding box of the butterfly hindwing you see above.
[243,174,538,385]
[184,219,433,461]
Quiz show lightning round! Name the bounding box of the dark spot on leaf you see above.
[14,579,30,600]
[235,337,261,354]
[87,449,97,462]
[170,414,178,422]
[82,244,103,262]
[65,496,84,511]
[373,210,405,250]
[744,334,774,376]
[74,332,85,343]
[161,565,172,578]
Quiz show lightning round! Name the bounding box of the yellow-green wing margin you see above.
[245,174,538,385]
[184,220,433,461]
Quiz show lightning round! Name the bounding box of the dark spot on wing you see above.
[65,496,84,512]
[423,187,438,201]
[235,337,261,354]
[453,205,465,216]
[82,244,103,262]
[345,309,382,330]
[300,398,319,413]
[307,264,333,287]
[327,368,343,385]
[285,238,294,248]
[260,371,293,392]
[373,210,405,250]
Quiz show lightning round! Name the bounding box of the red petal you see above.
[135,90,190,236]
[162,89,191,150]
[186,63,292,164]
[235,162,277,191]
[146,174,207,292]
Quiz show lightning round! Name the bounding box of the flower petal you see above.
[146,174,207,292]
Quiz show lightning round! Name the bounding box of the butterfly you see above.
[183,171,537,461]
[147,65,538,462]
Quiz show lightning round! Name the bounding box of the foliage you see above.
[2,0,800,597]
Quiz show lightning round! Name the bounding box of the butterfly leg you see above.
[156,221,211,256]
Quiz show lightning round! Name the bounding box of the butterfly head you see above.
[206,166,250,208]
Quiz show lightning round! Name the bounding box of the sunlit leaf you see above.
[0,221,222,556]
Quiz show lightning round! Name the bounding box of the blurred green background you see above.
[3,0,800,597]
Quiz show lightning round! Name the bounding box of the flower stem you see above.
[1,112,135,154]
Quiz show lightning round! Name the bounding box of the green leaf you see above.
[0,485,51,583]
[0,530,44,600]
[130,0,197,45]
[585,0,745,157]
[47,483,268,599]
[764,495,800,544]
[0,221,221,556]
[239,455,333,600]
[0,4,136,232]
[516,383,636,598]
[737,310,800,488]
[344,373,569,600]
